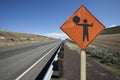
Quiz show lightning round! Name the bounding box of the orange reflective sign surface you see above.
[60,5,105,49]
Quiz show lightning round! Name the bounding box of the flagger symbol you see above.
[73,16,93,42]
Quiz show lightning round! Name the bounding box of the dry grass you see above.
[65,38,120,74]
[91,33,120,52]
[65,40,81,53]
[0,30,42,38]
[87,33,120,74]
[0,30,57,48]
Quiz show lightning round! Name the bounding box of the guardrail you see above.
[35,42,63,80]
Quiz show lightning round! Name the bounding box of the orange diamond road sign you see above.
[60,5,105,49]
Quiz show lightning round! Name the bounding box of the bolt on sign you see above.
[60,5,105,49]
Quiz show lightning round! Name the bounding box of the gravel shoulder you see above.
[60,41,120,80]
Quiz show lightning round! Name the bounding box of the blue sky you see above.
[0,0,120,39]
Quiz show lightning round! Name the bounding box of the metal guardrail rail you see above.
[35,42,63,80]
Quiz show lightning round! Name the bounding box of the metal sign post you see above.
[80,50,86,80]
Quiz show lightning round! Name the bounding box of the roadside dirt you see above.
[53,41,120,80]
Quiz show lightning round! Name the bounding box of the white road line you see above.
[15,46,56,80]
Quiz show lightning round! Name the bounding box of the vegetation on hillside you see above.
[101,26,120,35]
[0,30,57,48]
[86,46,120,65]
[0,30,45,38]
[86,46,120,73]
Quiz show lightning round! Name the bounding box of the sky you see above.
[0,0,120,39]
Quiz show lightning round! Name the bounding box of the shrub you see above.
[86,46,120,66]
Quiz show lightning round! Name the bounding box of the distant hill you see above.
[101,25,120,35]
[0,30,45,38]
[0,30,57,48]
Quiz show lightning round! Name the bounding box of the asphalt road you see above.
[0,40,62,80]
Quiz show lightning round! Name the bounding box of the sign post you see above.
[81,50,86,80]
[60,5,105,80]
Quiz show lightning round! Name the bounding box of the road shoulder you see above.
[56,41,120,80]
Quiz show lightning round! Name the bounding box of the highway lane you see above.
[0,40,62,80]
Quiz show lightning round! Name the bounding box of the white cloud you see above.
[43,33,68,40]
[109,25,117,28]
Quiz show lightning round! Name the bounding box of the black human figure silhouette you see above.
[73,16,93,41]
